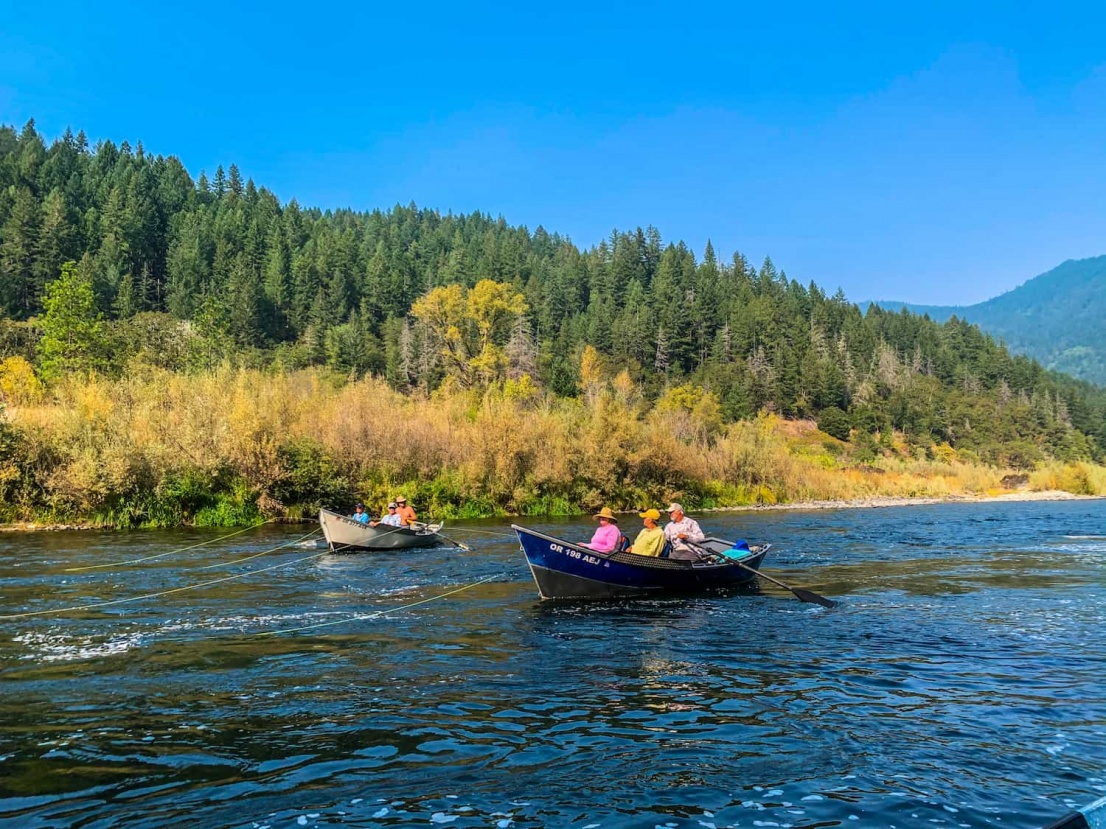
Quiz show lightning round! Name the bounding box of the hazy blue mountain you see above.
[871,255,1106,385]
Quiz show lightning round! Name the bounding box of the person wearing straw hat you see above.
[394,496,418,527]
[582,507,621,552]
[663,502,705,560]
[628,508,666,557]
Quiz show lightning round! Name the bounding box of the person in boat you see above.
[628,508,666,557]
[370,502,402,528]
[352,503,369,524]
[663,502,705,560]
[394,496,418,526]
[582,507,621,552]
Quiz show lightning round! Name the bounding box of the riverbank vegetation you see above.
[2,120,1106,526]
[1,366,1104,527]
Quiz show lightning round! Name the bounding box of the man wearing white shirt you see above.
[371,503,404,528]
[663,502,705,560]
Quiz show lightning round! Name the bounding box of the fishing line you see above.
[254,574,501,637]
[198,528,323,569]
[440,527,517,539]
[64,520,273,572]
[0,550,333,620]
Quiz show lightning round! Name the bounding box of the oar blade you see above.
[791,587,837,609]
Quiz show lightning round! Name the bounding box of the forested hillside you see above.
[2,118,1105,474]
[874,256,1106,386]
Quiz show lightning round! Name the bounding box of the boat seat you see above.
[618,535,630,552]
[659,540,672,559]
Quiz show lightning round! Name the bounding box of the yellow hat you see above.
[638,508,661,520]
[592,507,618,523]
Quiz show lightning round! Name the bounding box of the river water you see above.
[1,500,1104,829]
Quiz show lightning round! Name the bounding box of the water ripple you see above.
[1,501,1105,828]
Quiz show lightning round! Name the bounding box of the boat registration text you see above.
[549,543,606,567]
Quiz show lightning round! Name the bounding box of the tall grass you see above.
[1,366,1103,527]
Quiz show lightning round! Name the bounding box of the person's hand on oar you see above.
[687,541,836,608]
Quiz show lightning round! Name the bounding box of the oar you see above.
[410,522,471,551]
[689,541,836,609]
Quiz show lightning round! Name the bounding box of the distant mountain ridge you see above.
[872,255,1106,386]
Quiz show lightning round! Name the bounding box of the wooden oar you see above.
[410,522,471,551]
[689,541,837,609]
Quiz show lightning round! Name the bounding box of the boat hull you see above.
[1042,795,1106,829]
[513,524,769,600]
[319,508,444,551]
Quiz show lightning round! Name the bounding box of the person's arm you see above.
[686,519,705,544]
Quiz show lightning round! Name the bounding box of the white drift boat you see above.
[318,508,445,551]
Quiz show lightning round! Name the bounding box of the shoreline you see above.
[1,490,1100,533]
[700,489,1103,513]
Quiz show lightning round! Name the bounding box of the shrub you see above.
[817,406,851,441]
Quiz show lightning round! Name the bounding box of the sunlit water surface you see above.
[2,500,1105,828]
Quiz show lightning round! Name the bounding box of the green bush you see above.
[817,407,852,441]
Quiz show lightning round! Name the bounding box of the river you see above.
[1,500,1104,828]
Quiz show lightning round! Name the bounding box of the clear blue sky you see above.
[2,0,1104,304]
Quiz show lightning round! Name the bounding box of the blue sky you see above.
[2,0,1104,304]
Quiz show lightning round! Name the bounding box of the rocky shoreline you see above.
[700,489,1102,513]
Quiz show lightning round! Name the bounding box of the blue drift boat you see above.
[512,524,771,600]
[1043,795,1106,829]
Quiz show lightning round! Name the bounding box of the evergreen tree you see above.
[0,186,40,317]
[37,261,110,380]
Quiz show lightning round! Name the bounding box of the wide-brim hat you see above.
[592,507,618,523]
[395,496,408,504]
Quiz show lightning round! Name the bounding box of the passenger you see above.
[370,502,403,528]
[394,496,418,527]
[582,507,621,553]
[663,502,705,560]
[351,503,369,524]
[628,508,666,557]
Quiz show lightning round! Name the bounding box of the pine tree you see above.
[37,261,109,380]
[35,189,78,302]
[226,254,264,347]
[0,186,41,317]
[228,164,243,197]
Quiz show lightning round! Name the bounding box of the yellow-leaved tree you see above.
[411,280,528,388]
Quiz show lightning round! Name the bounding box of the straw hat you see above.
[592,507,618,523]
